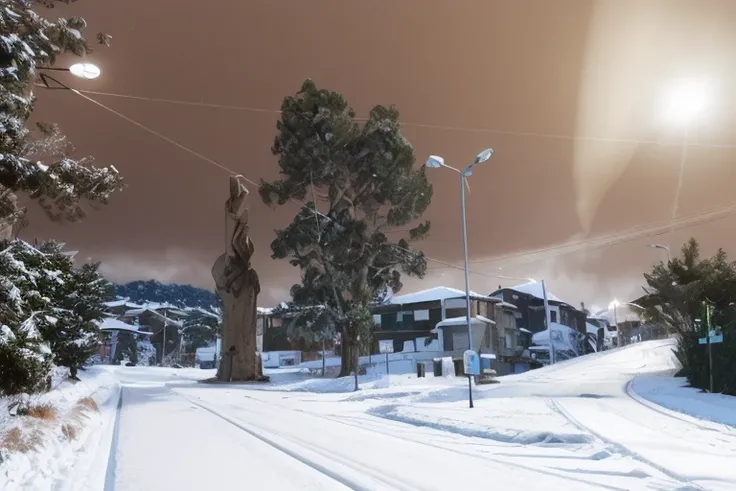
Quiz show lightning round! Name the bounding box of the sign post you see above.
[379,340,394,376]
[463,350,480,409]
[698,301,723,393]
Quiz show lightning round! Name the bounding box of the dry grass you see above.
[61,424,78,441]
[26,403,57,421]
[76,396,99,412]
[0,427,42,454]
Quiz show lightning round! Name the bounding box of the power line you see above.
[431,200,736,278]
[77,89,736,149]
[459,199,736,268]
[67,89,733,283]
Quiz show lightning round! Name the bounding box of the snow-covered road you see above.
[102,340,736,491]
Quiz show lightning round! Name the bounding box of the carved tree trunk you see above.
[212,254,261,381]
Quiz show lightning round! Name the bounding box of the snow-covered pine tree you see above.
[51,261,107,379]
[0,0,124,237]
[0,239,56,395]
[260,79,433,377]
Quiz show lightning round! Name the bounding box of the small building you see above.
[371,286,529,375]
[490,282,593,362]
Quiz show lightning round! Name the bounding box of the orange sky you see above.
[24,0,736,310]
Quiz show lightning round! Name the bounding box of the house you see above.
[371,286,498,352]
[490,282,593,362]
[371,286,529,375]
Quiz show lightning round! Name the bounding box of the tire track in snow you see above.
[194,391,629,490]
[547,398,705,491]
[180,394,409,491]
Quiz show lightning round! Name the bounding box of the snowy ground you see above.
[4,338,736,490]
[0,367,119,491]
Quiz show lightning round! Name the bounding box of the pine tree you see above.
[639,238,736,394]
[260,80,432,377]
[0,0,124,237]
[0,239,56,395]
[51,261,107,379]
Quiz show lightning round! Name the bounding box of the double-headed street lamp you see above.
[425,148,493,408]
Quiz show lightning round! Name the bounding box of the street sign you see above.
[463,350,480,376]
[699,334,723,344]
[378,340,394,354]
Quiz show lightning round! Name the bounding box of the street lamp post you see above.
[426,148,493,409]
[648,243,672,263]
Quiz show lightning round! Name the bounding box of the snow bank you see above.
[0,366,120,491]
[631,374,736,428]
[370,399,596,446]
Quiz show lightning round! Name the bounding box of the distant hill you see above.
[113,280,219,309]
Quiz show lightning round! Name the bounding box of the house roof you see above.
[104,299,143,309]
[97,317,153,335]
[495,281,566,304]
[387,286,499,306]
[122,307,184,327]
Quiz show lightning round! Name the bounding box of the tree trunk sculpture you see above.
[212,176,263,381]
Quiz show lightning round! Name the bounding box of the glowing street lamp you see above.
[68,62,101,80]
[38,62,102,90]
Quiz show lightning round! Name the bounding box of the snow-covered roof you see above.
[122,307,184,327]
[388,286,499,305]
[497,301,518,310]
[97,317,153,335]
[434,315,496,329]
[104,299,143,309]
[257,307,274,315]
[183,306,221,319]
[499,282,566,304]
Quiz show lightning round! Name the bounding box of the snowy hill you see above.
[112,280,218,309]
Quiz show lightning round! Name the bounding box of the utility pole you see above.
[541,280,555,365]
[161,309,167,367]
[705,301,714,393]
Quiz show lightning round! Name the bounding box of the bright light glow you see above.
[474,148,493,164]
[69,63,101,80]
[425,155,444,168]
[608,299,621,310]
[662,77,710,124]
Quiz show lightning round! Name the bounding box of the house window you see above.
[372,314,382,326]
[272,317,282,328]
[550,311,557,323]
[505,333,513,349]
[414,309,429,321]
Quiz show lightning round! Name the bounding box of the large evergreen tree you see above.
[0,240,59,394]
[260,80,432,377]
[639,238,736,394]
[51,261,108,379]
[0,239,107,392]
[0,0,124,237]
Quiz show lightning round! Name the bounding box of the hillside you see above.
[113,280,219,309]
